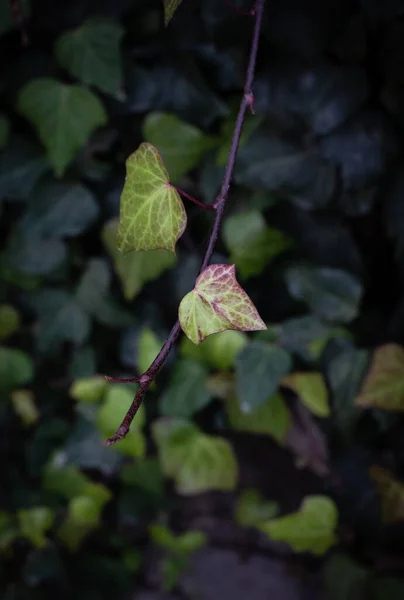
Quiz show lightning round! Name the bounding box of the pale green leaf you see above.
[18,507,54,548]
[257,495,338,555]
[355,344,404,410]
[163,0,184,26]
[17,78,107,176]
[227,391,291,443]
[54,18,124,97]
[0,347,34,390]
[11,389,39,425]
[160,358,212,418]
[223,210,292,279]
[102,218,175,300]
[152,418,238,495]
[0,113,10,149]
[69,376,108,404]
[97,384,146,457]
[281,372,330,417]
[179,264,266,345]
[143,112,217,183]
[180,329,248,371]
[0,304,21,340]
[235,341,292,412]
[118,142,186,253]
[150,524,206,554]
[235,489,279,527]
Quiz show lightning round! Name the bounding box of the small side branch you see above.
[174,186,216,211]
[105,0,266,445]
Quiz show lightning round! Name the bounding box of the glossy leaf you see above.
[18,507,54,548]
[97,385,146,458]
[143,112,217,183]
[18,78,107,176]
[286,265,362,323]
[163,0,184,25]
[235,489,279,527]
[102,218,175,300]
[0,304,21,339]
[30,289,91,353]
[281,372,330,417]
[118,143,186,253]
[160,359,212,418]
[179,264,266,345]
[0,347,34,390]
[226,390,291,443]
[235,341,292,412]
[54,18,124,97]
[11,390,39,426]
[69,376,107,404]
[153,418,238,494]
[257,496,338,555]
[370,466,404,524]
[223,211,292,279]
[180,329,248,371]
[355,344,404,410]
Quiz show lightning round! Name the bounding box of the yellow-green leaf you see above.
[18,507,54,549]
[257,496,338,555]
[180,329,248,371]
[138,328,161,374]
[179,264,266,345]
[118,143,186,253]
[163,0,184,26]
[281,372,330,417]
[370,466,404,524]
[17,78,107,176]
[102,218,175,300]
[143,112,217,183]
[355,344,404,410]
[11,389,39,426]
[69,376,107,404]
[235,489,279,527]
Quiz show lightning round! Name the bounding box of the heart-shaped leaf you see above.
[257,495,338,555]
[163,0,184,26]
[179,264,266,344]
[118,143,186,253]
[54,18,124,97]
[17,78,107,176]
[281,372,330,417]
[355,344,404,410]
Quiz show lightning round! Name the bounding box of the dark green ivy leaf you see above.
[160,359,213,418]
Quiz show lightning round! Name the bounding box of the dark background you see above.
[1,0,404,598]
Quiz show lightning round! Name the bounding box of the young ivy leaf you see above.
[163,0,184,26]
[118,143,186,254]
[178,264,267,345]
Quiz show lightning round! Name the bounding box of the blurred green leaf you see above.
[0,114,10,149]
[4,234,67,275]
[69,376,107,404]
[257,495,338,555]
[235,489,279,527]
[227,391,291,443]
[137,328,161,374]
[18,507,54,549]
[370,465,404,524]
[58,496,100,551]
[217,110,262,166]
[281,372,330,417]
[11,390,39,425]
[275,315,335,361]
[223,210,292,279]
[160,358,212,418]
[0,304,21,339]
[17,179,99,238]
[180,329,248,371]
[285,265,362,323]
[97,385,146,457]
[102,218,175,301]
[75,259,110,313]
[0,347,33,391]
[0,136,48,203]
[355,344,404,410]
[235,341,292,412]
[143,112,217,183]
[153,418,238,494]
[43,463,90,500]
[163,0,184,25]
[150,523,206,554]
[18,78,107,176]
[0,511,18,552]
[54,18,124,97]
[31,289,91,353]
[323,554,368,600]
[120,458,164,496]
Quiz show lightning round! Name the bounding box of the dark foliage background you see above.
[1,0,404,599]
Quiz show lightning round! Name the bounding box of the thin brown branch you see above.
[105,0,266,446]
